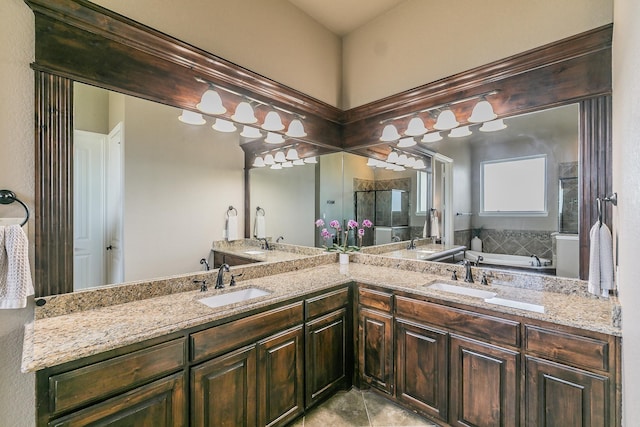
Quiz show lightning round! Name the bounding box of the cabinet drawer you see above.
[48,338,185,416]
[396,296,520,348]
[305,287,349,319]
[358,286,393,313]
[525,325,609,372]
[190,301,303,362]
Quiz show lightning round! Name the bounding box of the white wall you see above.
[0,0,35,426]
[613,0,640,424]
[342,0,613,108]
[89,0,342,108]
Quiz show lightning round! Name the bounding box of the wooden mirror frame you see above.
[27,0,612,296]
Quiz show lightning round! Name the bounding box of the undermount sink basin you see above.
[484,297,545,313]
[427,283,497,299]
[244,250,265,255]
[199,287,272,308]
[416,249,436,254]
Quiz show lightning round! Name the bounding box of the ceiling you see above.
[288,0,407,36]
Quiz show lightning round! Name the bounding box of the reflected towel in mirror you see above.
[254,215,266,239]
[430,211,440,239]
[0,225,34,309]
[588,221,613,297]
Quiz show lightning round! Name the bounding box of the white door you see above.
[106,122,125,284]
[73,130,106,290]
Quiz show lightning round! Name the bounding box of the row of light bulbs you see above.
[252,146,318,170]
[178,87,307,142]
[366,152,427,171]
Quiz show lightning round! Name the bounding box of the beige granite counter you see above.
[211,239,325,263]
[22,252,621,373]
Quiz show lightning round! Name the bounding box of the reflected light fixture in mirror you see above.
[397,137,417,148]
[405,117,428,136]
[178,109,206,125]
[480,118,507,132]
[241,125,262,138]
[380,124,401,141]
[449,125,472,138]
[265,132,285,144]
[274,151,287,163]
[282,161,294,168]
[422,132,443,143]
[366,158,379,167]
[303,156,317,164]
[405,157,417,167]
[396,154,409,165]
[433,108,459,130]
[253,156,266,167]
[286,119,307,137]
[293,159,305,166]
[263,154,275,165]
[413,159,427,169]
[285,148,299,160]
[212,118,237,132]
[262,110,285,131]
[468,98,497,123]
[197,89,227,115]
[387,151,399,163]
[232,101,258,123]
[270,163,283,170]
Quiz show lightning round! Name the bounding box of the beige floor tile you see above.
[362,390,437,427]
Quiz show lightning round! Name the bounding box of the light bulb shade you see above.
[282,161,294,168]
[376,161,388,168]
[212,118,237,132]
[270,163,282,170]
[240,125,262,138]
[413,159,427,169]
[393,165,406,172]
[178,109,206,125]
[263,154,275,165]
[252,157,266,167]
[380,124,401,141]
[468,99,497,123]
[274,151,286,163]
[197,90,226,115]
[387,151,399,163]
[293,159,305,166]
[285,119,307,137]
[449,125,472,138]
[232,102,257,124]
[433,109,459,130]
[405,117,428,136]
[422,132,443,143]
[265,132,285,144]
[396,154,408,165]
[397,137,417,148]
[262,111,285,131]
[285,148,299,160]
[480,119,507,132]
[303,156,318,164]
[366,158,379,167]
[405,157,417,167]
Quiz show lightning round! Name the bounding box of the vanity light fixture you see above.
[270,163,283,170]
[396,154,409,166]
[405,116,428,136]
[262,111,285,131]
[433,108,459,130]
[405,157,417,167]
[252,156,266,167]
[393,164,406,172]
[265,132,285,144]
[285,148,299,160]
[468,98,497,123]
[273,151,287,163]
[449,125,472,138]
[178,109,206,125]
[480,118,507,132]
[303,156,318,164]
[240,125,263,138]
[366,158,380,167]
[282,161,294,168]
[285,119,307,138]
[293,159,305,166]
[413,159,427,169]
[380,124,401,141]
[196,89,227,115]
[422,132,443,143]
[397,137,417,148]
[387,151,399,163]
[375,161,389,168]
[212,118,237,132]
[232,101,258,124]
[263,154,275,165]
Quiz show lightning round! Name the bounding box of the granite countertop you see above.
[375,244,466,261]
[211,239,324,263]
[22,254,621,373]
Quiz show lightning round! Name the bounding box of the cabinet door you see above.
[359,307,394,395]
[396,319,448,421]
[191,345,257,427]
[449,335,519,427]
[526,356,609,427]
[257,325,304,427]
[48,372,185,427]
[305,308,348,408]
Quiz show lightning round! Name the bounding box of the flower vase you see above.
[339,253,350,265]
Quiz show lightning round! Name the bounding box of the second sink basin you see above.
[199,287,272,308]
[427,283,497,299]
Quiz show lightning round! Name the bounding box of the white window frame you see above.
[416,170,428,215]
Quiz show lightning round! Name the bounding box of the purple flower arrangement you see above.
[315,218,373,253]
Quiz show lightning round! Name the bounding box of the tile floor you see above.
[289,388,439,427]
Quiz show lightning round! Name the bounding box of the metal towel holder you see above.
[226,205,238,218]
[0,189,29,226]
[596,192,617,227]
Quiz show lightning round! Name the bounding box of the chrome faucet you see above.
[254,235,270,250]
[531,255,541,267]
[276,236,284,243]
[463,259,474,283]
[475,256,484,267]
[407,237,417,250]
[215,263,230,289]
[193,279,208,292]
[392,236,401,242]
[200,258,210,271]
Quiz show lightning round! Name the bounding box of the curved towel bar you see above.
[226,205,238,218]
[0,189,29,227]
[597,192,618,227]
[256,206,266,216]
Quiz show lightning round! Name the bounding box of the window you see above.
[416,171,429,214]
[481,155,547,215]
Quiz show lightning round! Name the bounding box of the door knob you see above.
[106,245,113,251]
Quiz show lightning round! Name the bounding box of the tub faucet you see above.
[200,258,210,271]
[215,263,230,289]
[463,260,474,283]
[531,255,541,267]
[276,236,284,243]
[407,237,417,250]
[475,256,484,267]
[392,236,401,242]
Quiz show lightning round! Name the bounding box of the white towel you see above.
[254,215,266,239]
[588,222,614,297]
[430,213,440,239]
[0,225,34,309]
[226,216,239,241]
[422,218,428,238]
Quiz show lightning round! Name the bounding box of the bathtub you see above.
[464,250,555,274]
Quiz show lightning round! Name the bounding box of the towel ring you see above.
[256,206,265,216]
[597,192,618,227]
[0,189,29,227]
[226,205,238,218]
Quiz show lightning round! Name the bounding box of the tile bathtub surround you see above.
[479,229,554,260]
